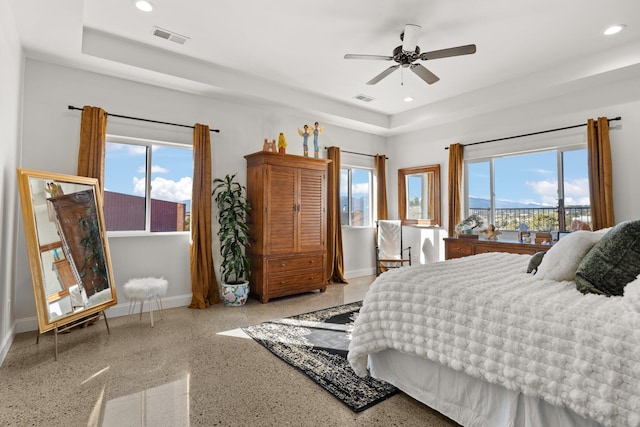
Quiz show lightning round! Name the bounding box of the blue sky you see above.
[468,149,589,207]
[104,142,193,208]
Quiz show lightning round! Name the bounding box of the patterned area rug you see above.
[242,301,398,412]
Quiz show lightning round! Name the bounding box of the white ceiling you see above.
[9,0,640,135]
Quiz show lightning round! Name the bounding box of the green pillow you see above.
[575,220,640,296]
[527,251,546,274]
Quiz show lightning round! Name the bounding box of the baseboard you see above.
[345,268,375,279]
[13,293,193,334]
[0,325,16,367]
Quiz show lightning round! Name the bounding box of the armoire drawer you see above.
[267,270,324,292]
[267,255,323,274]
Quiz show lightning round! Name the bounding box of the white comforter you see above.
[348,252,640,427]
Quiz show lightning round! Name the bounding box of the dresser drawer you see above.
[267,255,323,274]
[446,241,473,258]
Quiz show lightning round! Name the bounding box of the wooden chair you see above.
[376,220,411,276]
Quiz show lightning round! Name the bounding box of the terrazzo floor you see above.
[0,276,460,427]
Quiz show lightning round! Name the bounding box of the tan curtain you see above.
[76,106,107,197]
[189,124,219,308]
[326,147,348,284]
[375,154,388,220]
[447,143,464,237]
[587,117,615,230]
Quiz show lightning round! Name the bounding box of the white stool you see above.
[123,277,168,327]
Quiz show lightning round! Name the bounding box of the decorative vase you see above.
[221,281,249,306]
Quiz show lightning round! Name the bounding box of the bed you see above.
[348,222,640,427]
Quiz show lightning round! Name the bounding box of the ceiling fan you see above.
[344,24,476,85]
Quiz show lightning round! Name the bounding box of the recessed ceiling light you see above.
[603,24,626,36]
[135,0,154,12]
[404,97,414,102]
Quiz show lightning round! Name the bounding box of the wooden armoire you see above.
[245,151,331,303]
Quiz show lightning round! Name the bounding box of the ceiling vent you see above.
[354,94,375,103]
[152,26,189,45]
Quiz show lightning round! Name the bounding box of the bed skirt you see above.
[369,349,604,427]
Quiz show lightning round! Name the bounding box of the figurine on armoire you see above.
[298,124,311,157]
[312,121,323,158]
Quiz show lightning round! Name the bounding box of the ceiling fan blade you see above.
[402,24,422,52]
[420,44,477,60]
[344,54,393,60]
[366,65,400,85]
[410,64,440,84]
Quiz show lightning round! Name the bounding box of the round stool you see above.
[123,277,168,327]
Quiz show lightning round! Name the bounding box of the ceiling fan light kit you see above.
[345,24,476,86]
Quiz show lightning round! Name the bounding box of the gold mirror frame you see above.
[17,169,117,345]
[398,164,441,226]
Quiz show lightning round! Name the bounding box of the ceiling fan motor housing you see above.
[393,45,421,66]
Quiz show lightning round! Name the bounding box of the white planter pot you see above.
[221,281,249,306]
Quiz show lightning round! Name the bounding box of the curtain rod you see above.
[323,146,388,159]
[444,116,621,150]
[68,105,220,133]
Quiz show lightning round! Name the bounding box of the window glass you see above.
[351,168,371,226]
[104,139,192,233]
[562,149,590,229]
[467,160,490,225]
[340,167,373,227]
[465,148,588,232]
[494,151,558,231]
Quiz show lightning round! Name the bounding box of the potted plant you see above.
[212,173,251,306]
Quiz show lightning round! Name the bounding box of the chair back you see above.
[377,220,403,260]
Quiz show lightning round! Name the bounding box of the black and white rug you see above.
[241,301,398,412]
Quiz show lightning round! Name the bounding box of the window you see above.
[466,147,590,232]
[398,164,441,226]
[340,166,373,227]
[104,136,193,233]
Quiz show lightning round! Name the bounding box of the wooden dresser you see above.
[245,151,330,303]
[444,237,552,260]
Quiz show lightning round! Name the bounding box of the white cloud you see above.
[564,178,590,205]
[132,176,192,202]
[525,178,590,206]
[352,183,370,195]
[151,165,168,173]
[525,179,558,205]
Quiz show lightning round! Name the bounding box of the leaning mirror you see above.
[17,168,117,357]
[398,164,441,226]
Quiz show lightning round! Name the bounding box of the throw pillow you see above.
[527,251,546,274]
[575,219,640,296]
[535,230,603,282]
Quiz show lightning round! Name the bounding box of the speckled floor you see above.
[0,276,460,427]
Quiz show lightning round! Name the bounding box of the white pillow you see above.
[623,274,640,312]
[535,230,603,282]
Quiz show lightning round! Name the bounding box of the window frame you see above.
[104,134,192,237]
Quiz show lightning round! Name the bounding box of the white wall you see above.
[0,0,24,363]
[7,39,640,358]
[387,73,640,261]
[14,59,385,332]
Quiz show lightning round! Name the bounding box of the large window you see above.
[340,166,373,227]
[466,147,589,232]
[104,136,193,233]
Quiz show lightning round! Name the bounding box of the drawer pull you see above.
[280,281,286,285]
[280,263,286,267]
[309,276,314,280]
[456,246,461,250]
[309,260,315,264]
